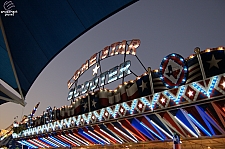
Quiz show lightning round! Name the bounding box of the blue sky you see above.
[1,0,225,129]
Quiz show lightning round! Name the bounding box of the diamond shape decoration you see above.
[157,93,170,108]
[183,85,198,102]
[118,105,126,117]
[136,99,145,113]
[103,110,110,120]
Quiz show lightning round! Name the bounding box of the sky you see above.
[1,0,225,129]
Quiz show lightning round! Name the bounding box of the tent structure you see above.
[0,0,137,106]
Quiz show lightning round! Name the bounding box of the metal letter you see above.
[108,66,119,83]
[118,60,131,79]
[126,39,140,55]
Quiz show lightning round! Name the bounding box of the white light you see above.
[61,135,80,146]
[28,140,45,148]
[114,127,138,143]
[150,120,173,139]
[42,138,59,147]
[100,129,123,144]
[187,90,193,97]
[68,134,89,146]
[48,137,66,147]
[88,130,110,144]
[174,116,198,138]
[221,81,225,89]
[138,103,142,108]
[33,139,50,148]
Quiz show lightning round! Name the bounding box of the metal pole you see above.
[194,47,207,92]
[148,67,154,94]
[88,93,91,112]
[98,52,103,90]
[0,18,25,104]
[122,43,127,84]
[194,47,206,80]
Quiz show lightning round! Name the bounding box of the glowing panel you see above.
[188,114,212,136]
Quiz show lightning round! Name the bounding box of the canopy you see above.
[0,0,137,106]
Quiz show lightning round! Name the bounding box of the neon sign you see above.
[67,39,141,101]
[67,60,131,100]
[67,39,140,89]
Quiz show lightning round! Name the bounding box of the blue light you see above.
[113,104,120,117]
[99,108,105,120]
[39,138,59,148]
[171,54,175,57]
[188,114,212,137]
[192,82,209,97]
[140,122,164,140]
[49,136,70,147]
[18,141,35,148]
[165,89,185,104]
[180,58,184,62]
[165,86,186,104]
[151,93,159,110]
[140,97,151,108]
[192,76,218,98]
[82,112,92,124]
[130,99,138,114]
[83,131,104,145]
[122,102,130,111]
[22,140,38,148]
[76,115,81,126]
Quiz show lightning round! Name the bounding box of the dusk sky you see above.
[1,0,225,129]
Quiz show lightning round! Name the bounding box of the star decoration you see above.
[93,64,100,75]
[221,81,225,89]
[139,80,148,91]
[105,112,108,116]
[120,108,124,113]
[161,97,165,103]
[92,116,95,119]
[81,119,83,122]
[83,102,87,111]
[138,103,143,108]
[206,55,222,69]
[187,90,193,97]
[92,100,97,108]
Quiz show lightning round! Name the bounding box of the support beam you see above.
[0,17,25,102]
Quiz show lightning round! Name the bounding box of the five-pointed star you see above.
[92,100,97,108]
[206,55,222,69]
[161,97,165,103]
[83,102,87,111]
[187,90,193,97]
[221,81,225,89]
[93,64,100,75]
[105,112,108,116]
[139,80,147,91]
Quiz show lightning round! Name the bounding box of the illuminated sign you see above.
[67,39,141,101]
[67,60,131,100]
[159,53,188,88]
[67,39,140,89]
